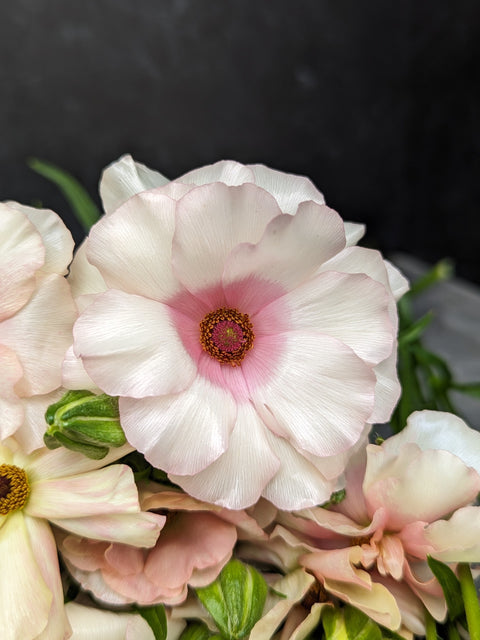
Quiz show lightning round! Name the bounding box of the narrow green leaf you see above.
[136,604,167,640]
[179,622,212,640]
[28,157,101,231]
[427,556,464,621]
[196,559,267,640]
[451,382,480,399]
[398,311,434,347]
[408,259,454,298]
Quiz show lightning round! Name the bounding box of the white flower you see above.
[69,157,408,510]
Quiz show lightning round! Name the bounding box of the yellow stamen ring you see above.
[0,464,30,515]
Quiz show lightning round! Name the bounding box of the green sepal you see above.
[196,559,268,640]
[44,390,125,458]
[135,604,167,640]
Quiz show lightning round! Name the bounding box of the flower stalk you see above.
[458,563,480,640]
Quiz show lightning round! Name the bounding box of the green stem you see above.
[458,563,480,640]
[447,621,461,640]
[425,609,438,640]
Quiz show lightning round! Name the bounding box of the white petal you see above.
[318,245,392,289]
[86,191,181,301]
[261,429,336,510]
[364,443,480,529]
[281,271,394,365]
[14,389,64,453]
[178,160,255,186]
[0,274,76,396]
[120,376,236,475]
[344,221,366,246]
[24,515,71,640]
[0,344,24,439]
[26,464,140,519]
[248,164,325,213]
[171,403,280,509]
[251,331,376,457]
[51,511,164,547]
[73,290,196,397]
[65,602,155,640]
[172,182,281,304]
[7,202,74,275]
[68,241,107,300]
[223,202,346,309]
[382,410,480,475]
[425,506,480,562]
[0,204,43,321]
[0,512,53,640]
[369,351,402,423]
[384,260,409,300]
[62,345,98,391]
[100,154,169,214]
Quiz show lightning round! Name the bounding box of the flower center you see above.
[0,464,30,515]
[199,308,254,366]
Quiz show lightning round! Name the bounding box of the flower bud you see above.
[44,390,126,459]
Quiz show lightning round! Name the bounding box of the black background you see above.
[1,1,479,281]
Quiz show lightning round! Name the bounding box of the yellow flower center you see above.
[0,464,30,515]
[199,307,255,366]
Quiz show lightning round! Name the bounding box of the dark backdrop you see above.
[1,1,479,281]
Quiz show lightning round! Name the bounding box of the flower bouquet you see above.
[1,156,479,640]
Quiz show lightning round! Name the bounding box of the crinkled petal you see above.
[86,191,182,301]
[0,344,24,439]
[100,154,170,215]
[74,290,196,397]
[170,402,280,509]
[178,160,255,186]
[68,241,107,300]
[65,602,155,640]
[7,202,74,275]
[0,512,53,640]
[26,464,140,519]
[248,163,325,213]
[261,429,336,510]
[278,271,393,365]
[423,505,480,562]
[119,376,236,475]
[223,202,346,310]
[381,410,480,475]
[251,331,376,457]
[0,274,76,396]
[344,221,366,246]
[51,512,164,547]
[0,204,44,320]
[172,182,282,305]
[364,444,480,530]
[24,515,71,640]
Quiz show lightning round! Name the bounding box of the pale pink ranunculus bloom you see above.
[256,411,480,637]
[69,156,408,510]
[0,438,164,640]
[0,202,77,451]
[57,482,267,607]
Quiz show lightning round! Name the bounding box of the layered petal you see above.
[73,289,196,397]
[179,159,255,186]
[251,331,376,457]
[0,344,24,439]
[171,402,280,509]
[100,154,170,215]
[119,375,236,475]
[65,602,155,640]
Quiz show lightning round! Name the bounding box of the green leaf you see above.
[179,622,212,640]
[28,157,101,231]
[427,556,464,621]
[136,604,167,640]
[451,382,480,399]
[344,606,383,640]
[196,559,268,639]
[398,311,433,347]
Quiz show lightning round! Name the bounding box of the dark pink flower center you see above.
[199,308,254,366]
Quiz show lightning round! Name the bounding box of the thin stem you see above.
[447,621,461,640]
[425,609,438,640]
[458,563,480,640]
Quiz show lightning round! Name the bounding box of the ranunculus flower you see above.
[256,411,480,637]
[58,482,267,607]
[0,202,77,450]
[69,156,407,510]
[0,438,164,640]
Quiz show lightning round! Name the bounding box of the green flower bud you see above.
[44,390,126,459]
